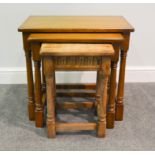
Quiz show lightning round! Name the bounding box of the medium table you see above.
[18,16,134,128]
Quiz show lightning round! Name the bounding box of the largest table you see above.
[18,16,134,128]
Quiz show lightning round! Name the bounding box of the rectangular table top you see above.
[40,43,114,56]
[18,16,134,33]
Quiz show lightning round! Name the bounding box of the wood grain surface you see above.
[18,16,134,32]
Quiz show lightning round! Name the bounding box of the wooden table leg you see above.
[116,32,130,121]
[31,43,43,127]
[106,62,117,128]
[23,33,35,121]
[107,45,119,128]
[97,58,110,138]
[34,60,43,127]
[44,58,56,138]
[116,50,127,120]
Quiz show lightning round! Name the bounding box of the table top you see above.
[18,16,134,33]
[40,43,114,56]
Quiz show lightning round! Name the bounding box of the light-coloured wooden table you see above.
[18,16,134,128]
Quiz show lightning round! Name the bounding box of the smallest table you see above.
[40,43,114,138]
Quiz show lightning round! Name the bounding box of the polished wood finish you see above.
[56,123,97,132]
[56,83,96,90]
[57,84,96,98]
[116,51,127,120]
[40,43,114,56]
[44,58,56,138]
[18,16,134,32]
[116,32,130,121]
[42,43,113,138]
[96,58,110,137]
[28,33,124,43]
[56,89,95,97]
[106,45,119,128]
[22,33,35,121]
[57,101,95,109]
[31,43,43,127]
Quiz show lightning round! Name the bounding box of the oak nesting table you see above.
[41,43,114,138]
[18,16,134,129]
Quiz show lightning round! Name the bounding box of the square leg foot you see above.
[115,104,124,121]
[97,122,106,138]
[47,122,56,138]
[106,112,115,128]
[35,111,44,128]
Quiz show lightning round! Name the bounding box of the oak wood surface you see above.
[56,89,95,97]
[43,84,96,98]
[116,33,130,121]
[45,58,56,138]
[56,123,97,132]
[28,33,124,43]
[57,101,95,109]
[106,45,119,128]
[18,16,134,32]
[56,83,96,90]
[31,43,43,127]
[116,50,127,120]
[23,33,35,121]
[40,43,114,56]
[97,58,110,137]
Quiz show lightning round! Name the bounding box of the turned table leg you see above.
[106,61,117,128]
[34,60,43,127]
[31,42,43,127]
[115,32,130,121]
[25,51,35,120]
[116,50,127,120]
[107,45,119,128]
[97,58,110,138]
[23,33,35,121]
[44,58,56,138]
